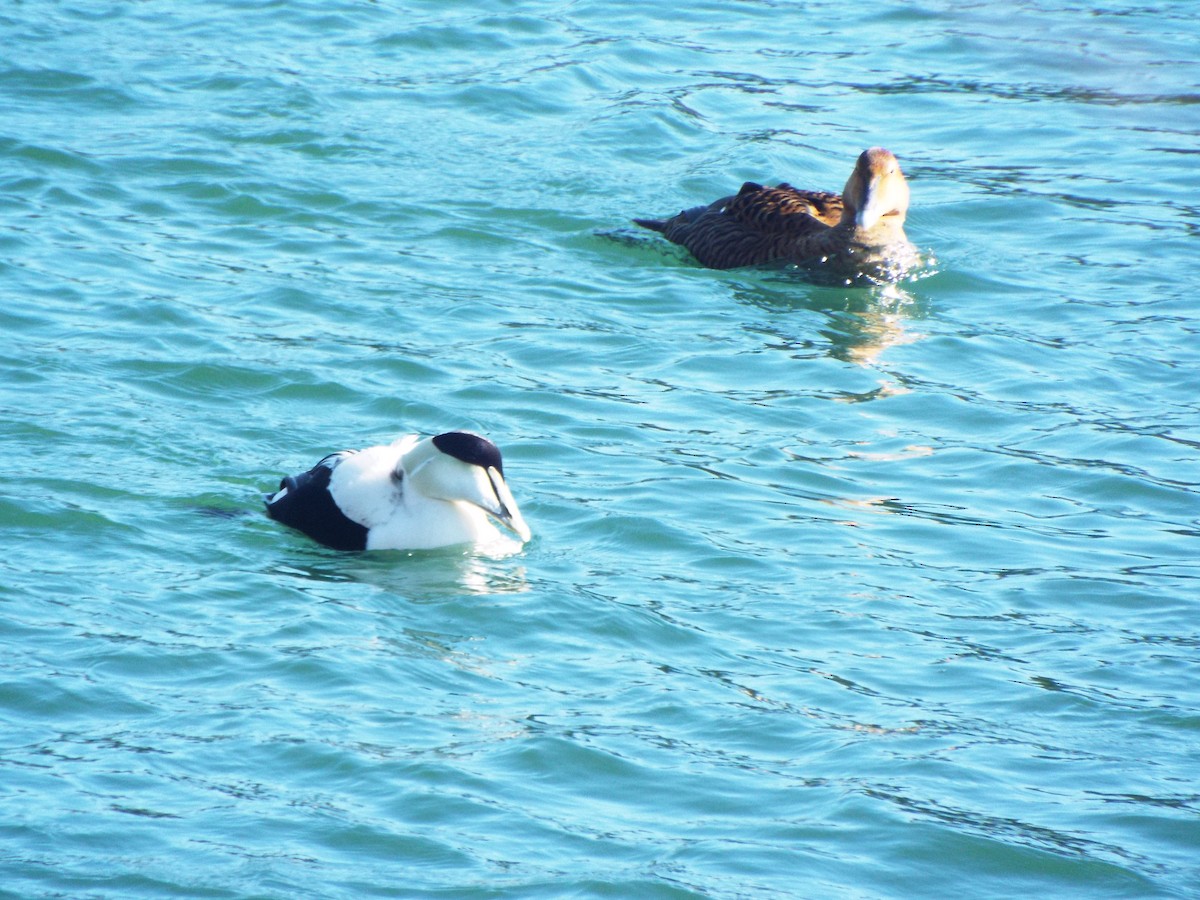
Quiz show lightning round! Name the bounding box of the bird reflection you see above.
[735,278,931,375]
[271,548,529,600]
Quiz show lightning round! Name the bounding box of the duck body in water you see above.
[266,431,531,552]
[635,147,917,282]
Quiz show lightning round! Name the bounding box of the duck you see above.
[265,431,531,551]
[634,147,915,280]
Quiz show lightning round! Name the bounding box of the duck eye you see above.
[391,470,404,483]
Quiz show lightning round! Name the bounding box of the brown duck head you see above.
[839,147,910,235]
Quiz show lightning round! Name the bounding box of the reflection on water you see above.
[789,240,932,289]
[6,0,1200,895]
[271,548,530,600]
[835,284,926,370]
[737,278,929,373]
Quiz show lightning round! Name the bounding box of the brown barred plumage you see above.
[635,148,914,276]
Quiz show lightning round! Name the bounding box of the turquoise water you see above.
[3,1,1199,896]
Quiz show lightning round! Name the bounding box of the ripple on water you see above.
[3,0,1200,897]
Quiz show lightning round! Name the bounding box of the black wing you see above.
[265,453,369,551]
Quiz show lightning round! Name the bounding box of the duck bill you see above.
[855,179,888,230]
[480,467,532,543]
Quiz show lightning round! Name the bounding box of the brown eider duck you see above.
[635,147,916,281]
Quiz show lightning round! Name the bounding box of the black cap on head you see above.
[432,431,504,475]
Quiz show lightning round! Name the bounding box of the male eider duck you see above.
[266,431,531,551]
[635,147,915,279]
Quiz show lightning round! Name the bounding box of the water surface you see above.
[2,1,1199,897]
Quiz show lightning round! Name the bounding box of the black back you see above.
[265,460,369,551]
[432,431,504,476]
